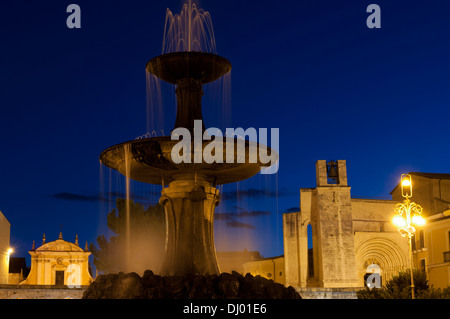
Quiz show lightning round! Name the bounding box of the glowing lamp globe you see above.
[401,174,412,198]
[393,215,407,228]
[412,215,426,226]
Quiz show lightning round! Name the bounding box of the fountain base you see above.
[159,177,220,276]
[82,270,301,299]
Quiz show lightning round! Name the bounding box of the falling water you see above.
[203,70,232,131]
[124,144,132,273]
[145,71,164,135]
[146,0,219,137]
[162,0,217,54]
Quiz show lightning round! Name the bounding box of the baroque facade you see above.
[20,233,93,287]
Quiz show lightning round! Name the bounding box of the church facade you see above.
[20,233,93,287]
[282,160,409,288]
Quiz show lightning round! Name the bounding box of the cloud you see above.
[225,221,255,229]
[215,212,236,221]
[50,191,160,203]
[51,186,296,205]
[215,210,271,221]
[215,209,271,230]
[221,187,296,201]
[237,210,271,217]
[51,192,100,202]
[285,207,300,213]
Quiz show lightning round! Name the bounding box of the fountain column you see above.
[174,78,205,132]
[159,176,221,276]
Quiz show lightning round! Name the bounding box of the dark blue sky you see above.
[1,0,450,266]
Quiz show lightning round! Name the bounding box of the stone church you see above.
[245,160,410,292]
[282,160,409,289]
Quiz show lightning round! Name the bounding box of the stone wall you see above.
[0,211,10,285]
[0,284,87,299]
[351,198,409,286]
[296,287,360,299]
[242,256,285,285]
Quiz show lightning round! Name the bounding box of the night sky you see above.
[1,0,450,269]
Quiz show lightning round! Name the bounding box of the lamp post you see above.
[392,174,426,299]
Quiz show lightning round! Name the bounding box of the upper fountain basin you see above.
[146,52,231,84]
[99,136,277,185]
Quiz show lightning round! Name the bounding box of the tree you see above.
[89,199,166,275]
[357,269,450,299]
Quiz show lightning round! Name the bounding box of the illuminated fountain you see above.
[99,1,276,277]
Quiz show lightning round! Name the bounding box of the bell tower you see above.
[311,160,359,287]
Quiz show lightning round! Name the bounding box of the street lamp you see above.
[392,174,426,299]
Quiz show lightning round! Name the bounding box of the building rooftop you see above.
[409,172,450,180]
[390,172,450,194]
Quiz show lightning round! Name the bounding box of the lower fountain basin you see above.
[99,136,276,185]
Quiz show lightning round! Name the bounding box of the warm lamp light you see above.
[7,248,13,255]
[393,174,425,300]
[393,215,407,228]
[401,179,411,187]
[412,215,426,226]
[401,174,412,198]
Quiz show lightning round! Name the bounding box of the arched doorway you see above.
[355,237,408,287]
[364,260,382,288]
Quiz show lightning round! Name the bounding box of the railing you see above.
[444,251,450,263]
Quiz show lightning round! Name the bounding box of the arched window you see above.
[307,224,314,278]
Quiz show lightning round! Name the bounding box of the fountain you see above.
[83,1,300,300]
[99,1,277,277]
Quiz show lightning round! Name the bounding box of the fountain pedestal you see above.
[159,177,221,276]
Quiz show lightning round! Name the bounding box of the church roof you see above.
[35,233,85,252]
[390,172,450,194]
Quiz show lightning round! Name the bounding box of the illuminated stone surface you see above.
[21,233,93,286]
[82,271,301,299]
[0,211,11,285]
